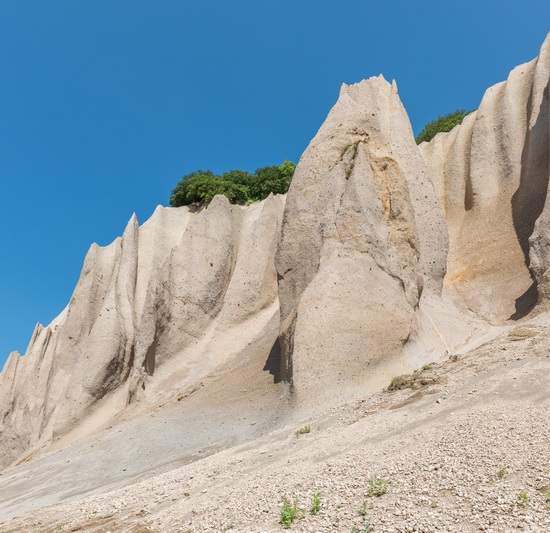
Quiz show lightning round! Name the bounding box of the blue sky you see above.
[1,1,549,369]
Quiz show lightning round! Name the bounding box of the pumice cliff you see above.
[1,33,550,473]
[420,32,550,322]
[275,76,476,407]
[0,195,285,469]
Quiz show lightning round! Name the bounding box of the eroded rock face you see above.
[420,33,550,322]
[2,33,550,470]
[275,77,450,406]
[0,196,284,469]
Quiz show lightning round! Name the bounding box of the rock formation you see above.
[0,196,284,469]
[420,32,550,322]
[275,76,476,407]
[1,32,550,471]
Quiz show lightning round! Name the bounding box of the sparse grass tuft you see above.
[519,490,529,505]
[497,465,506,479]
[387,374,411,391]
[310,491,322,515]
[340,143,352,157]
[358,500,373,516]
[386,364,439,392]
[351,520,372,533]
[367,474,388,497]
[280,497,303,528]
[342,140,361,179]
[295,426,311,437]
[431,500,438,508]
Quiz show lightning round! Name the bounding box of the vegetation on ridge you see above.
[170,160,296,207]
[415,109,474,144]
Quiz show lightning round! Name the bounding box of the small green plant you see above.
[280,497,303,528]
[519,490,529,505]
[431,499,438,508]
[310,491,322,515]
[386,364,439,392]
[387,375,411,391]
[341,143,352,157]
[351,520,372,533]
[56,524,65,532]
[367,474,388,497]
[344,141,361,179]
[224,523,234,531]
[497,465,506,479]
[546,490,550,510]
[358,500,374,516]
[295,426,311,437]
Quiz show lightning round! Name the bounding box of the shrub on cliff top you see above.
[415,109,474,145]
[170,161,296,207]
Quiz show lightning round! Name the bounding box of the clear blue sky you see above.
[1,1,549,370]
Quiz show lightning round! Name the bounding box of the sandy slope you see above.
[1,312,549,532]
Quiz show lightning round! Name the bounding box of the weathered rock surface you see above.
[1,32,550,503]
[275,76,475,407]
[420,32,550,323]
[0,196,285,470]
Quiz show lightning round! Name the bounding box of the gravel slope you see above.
[1,317,549,532]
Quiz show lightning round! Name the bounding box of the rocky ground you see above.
[1,316,549,532]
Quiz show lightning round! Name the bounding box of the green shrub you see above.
[280,497,303,528]
[310,491,322,515]
[170,170,249,207]
[367,474,388,497]
[415,109,473,144]
[358,500,373,516]
[387,375,411,391]
[170,161,296,207]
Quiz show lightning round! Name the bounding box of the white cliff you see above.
[0,196,285,469]
[2,32,550,473]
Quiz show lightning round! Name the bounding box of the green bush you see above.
[280,497,304,528]
[170,170,249,207]
[415,109,473,145]
[169,161,296,208]
[367,474,388,497]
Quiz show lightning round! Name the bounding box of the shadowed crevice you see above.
[143,323,165,376]
[510,281,538,320]
[511,85,549,265]
[263,338,282,383]
[510,84,549,319]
